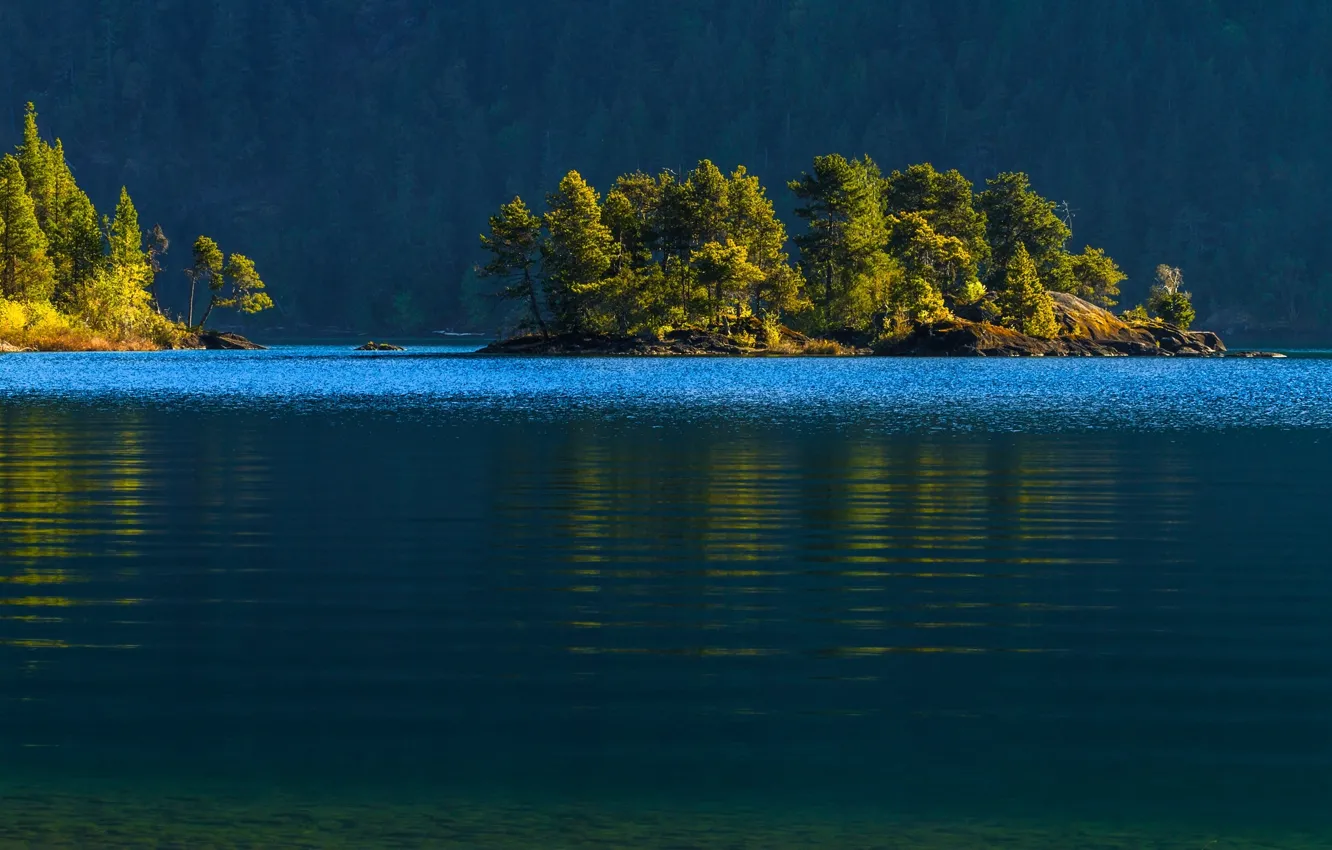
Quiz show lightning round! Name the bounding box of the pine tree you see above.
[0,154,56,303]
[883,163,989,268]
[692,238,764,324]
[217,254,273,316]
[100,187,152,325]
[480,196,547,335]
[107,187,147,275]
[1067,246,1126,307]
[48,140,103,306]
[886,211,978,308]
[978,172,1071,289]
[998,243,1058,339]
[186,236,225,327]
[1148,264,1196,329]
[542,171,613,333]
[726,165,807,317]
[788,154,891,329]
[16,103,55,232]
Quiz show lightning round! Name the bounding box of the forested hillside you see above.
[2,0,1327,337]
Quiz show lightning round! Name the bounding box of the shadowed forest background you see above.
[2,0,1327,339]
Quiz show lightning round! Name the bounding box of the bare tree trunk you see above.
[197,295,215,329]
[187,275,196,327]
[525,269,547,338]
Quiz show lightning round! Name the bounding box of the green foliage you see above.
[107,188,148,276]
[16,104,55,232]
[186,235,225,327]
[0,103,268,347]
[1121,304,1151,324]
[48,141,103,306]
[789,154,892,329]
[1148,265,1196,329]
[1062,246,1126,307]
[886,211,977,307]
[219,254,274,314]
[542,171,614,332]
[888,274,949,326]
[692,238,764,323]
[883,163,989,268]
[481,153,1154,344]
[479,196,546,334]
[0,154,56,303]
[998,243,1058,339]
[978,172,1072,290]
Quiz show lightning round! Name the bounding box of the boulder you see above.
[355,341,406,351]
[199,332,267,350]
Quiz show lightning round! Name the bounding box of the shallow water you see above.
[0,346,1330,846]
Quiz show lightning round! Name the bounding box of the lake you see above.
[1,346,1330,848]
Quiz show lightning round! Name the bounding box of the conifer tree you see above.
[789,154,891,328]
[684,160,729,247]
[1066,247,1126,307]
[107,187,148,276]
[186,236,225,327]
[692,238,764,323]
[16,103,55,232]
[886,211,978,308]
[480,196,547,336]
[217,254,273,315]
[726,165,807,317]
[0,154,56,303]
[99,187,152,325]
[48,140,103,305]
[542,171,613,333]
[1148,264,1196,328]
[998,243,1058,339]
[978,172,1071,289]
[883,163,989,268]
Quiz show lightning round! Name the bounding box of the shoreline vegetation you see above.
[478,157,1261,357]
[0,104,272,353]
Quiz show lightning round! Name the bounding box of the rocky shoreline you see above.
[480,293,1284,358]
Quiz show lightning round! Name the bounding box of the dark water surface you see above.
[1,347,1331,847]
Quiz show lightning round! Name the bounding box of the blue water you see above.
[1,346,1330,846]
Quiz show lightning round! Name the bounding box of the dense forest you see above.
[2,1,1327,338]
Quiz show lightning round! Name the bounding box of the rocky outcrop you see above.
[478,294,1283,358]
[879,292,1252,357]
[482,330,756,356]
[355,341,406,351]
[480,320,860,356]
[198,331,267,350]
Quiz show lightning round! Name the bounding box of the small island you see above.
[0,104,272,352]
[478,157,1253,357]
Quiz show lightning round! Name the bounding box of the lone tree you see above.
[1148,264,1196,329]
[185,236,224,327]
[187,236,271,327]
[480,196,547,336]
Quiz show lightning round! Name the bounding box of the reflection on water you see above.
[0,350,1331,845]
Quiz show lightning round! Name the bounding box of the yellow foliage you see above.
[24,301,72,335]
[0,299,28,338]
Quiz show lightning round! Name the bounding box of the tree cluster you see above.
[482,158,1175,342]
[0,104,270,347]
